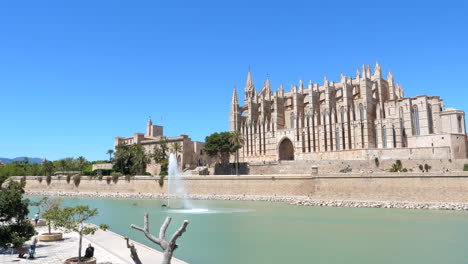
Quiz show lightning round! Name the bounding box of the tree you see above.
[171,142,182,167]
[130,213,189,264]
[152,140,169,176]
[39,197,63,235]
[42,160,55,176]
[131,144,150,175]
[0,181,35,248]
[204,132,239,163]
[55,205,108,262]
[113,144,150,175]
[107,149,114,161]
[77,156,87,172]
[229,130,245,175]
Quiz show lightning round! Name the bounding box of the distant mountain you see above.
[0,157,43,164]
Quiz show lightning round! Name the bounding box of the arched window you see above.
[359,104,364,120]
[412,105,420,135]
[427,104,434,134]
[382,125,387,148]
[458,116,463,133]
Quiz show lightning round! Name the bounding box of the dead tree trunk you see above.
[131,213,189,264]
[125,237,143,264]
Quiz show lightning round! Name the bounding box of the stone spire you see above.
[146,116,153,136]
[245,70,255,98]
[299,79,304,90]
[231,86,239,107]
[148,116,152,126]
[264,76,272,96]
[366,65,371,78]
[374,61,382,77]
[387,71,394,83]
[362,64,366,78]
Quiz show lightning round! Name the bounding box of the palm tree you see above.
[77,156,87,171]
[172,142,182,167]
[229,130,245,176]
[107,149,114,161]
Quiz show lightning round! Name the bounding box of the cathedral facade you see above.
[230,63,468,162]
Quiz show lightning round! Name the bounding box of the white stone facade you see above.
[230,63,468,162]
[115,118,206,175]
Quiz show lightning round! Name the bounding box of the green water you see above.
[28,197,468,264]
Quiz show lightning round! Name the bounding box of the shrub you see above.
[402,168,408,172]
[339,166,352,173]
[374,157,380,168]
[424,164,431,172]
[112,174,120,184]
[111,172,123,177]
[158,175,165,187]
[106,176,112,184]
[418,164,424,172]
[73,175,81,187]
[98,175,103,181]
[20,176,26,186]
[143,172,152,176]
[464,164,468,171]
[66,175,71,184]
[396,160,402,168]
[159,170,168,177]
[37,176,43,183]
[46,175,52,185]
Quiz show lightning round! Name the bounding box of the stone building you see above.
[230,63,468,163]
[115,118,206,175]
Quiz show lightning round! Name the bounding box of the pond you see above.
[28,197,468,264]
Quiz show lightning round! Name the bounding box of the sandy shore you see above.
[26,190,468,211]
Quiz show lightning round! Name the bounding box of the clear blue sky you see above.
[1,0,467,161]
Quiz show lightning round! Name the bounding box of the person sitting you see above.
[84,244,94,258]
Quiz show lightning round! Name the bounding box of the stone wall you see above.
[14,173,468,203]
[249,158,468,174]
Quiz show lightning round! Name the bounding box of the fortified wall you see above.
[14,173,468,203]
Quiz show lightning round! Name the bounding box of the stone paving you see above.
[0,226,126,264]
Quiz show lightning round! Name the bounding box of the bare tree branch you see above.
[159,217,171,241]
[130,213,190,264]
[169,220,189,248]
[130,213,163,246]
[125,237,142,264]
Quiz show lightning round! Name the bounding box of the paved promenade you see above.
[0,226,187,264]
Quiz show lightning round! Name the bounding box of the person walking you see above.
[34,213,39,225]
[28,233,38,259]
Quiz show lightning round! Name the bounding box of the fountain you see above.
[167,153,192,209]
[166,153,249,214]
